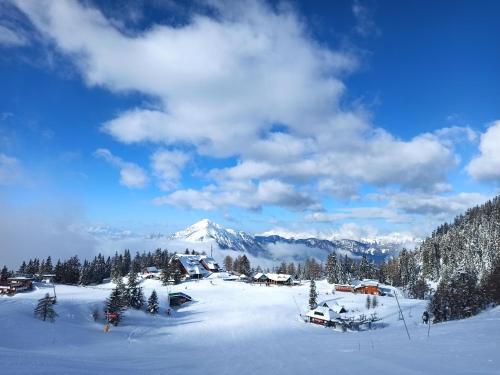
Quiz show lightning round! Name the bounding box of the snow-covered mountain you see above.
[170,219,265,255]
[170,219,406,263]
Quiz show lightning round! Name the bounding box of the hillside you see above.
[419,196,500,282]
[1,279,499,374]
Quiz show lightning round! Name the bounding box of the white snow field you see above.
[0,279,498,375]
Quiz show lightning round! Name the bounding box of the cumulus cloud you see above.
[467,121,500,182]
[150,149,189,191]
[155,179,321,211]
[385,191,490,217]
[14,0,463,211]
[94,148,148,189]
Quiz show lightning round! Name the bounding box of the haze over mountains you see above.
[169,219,417,265]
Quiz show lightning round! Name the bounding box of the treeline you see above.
[2,248,210,286]
[388,196,500,323]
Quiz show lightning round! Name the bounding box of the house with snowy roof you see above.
[354,280,381,295]
[266,273,293,285]
[305,299,348,326]
[171,254,220,279]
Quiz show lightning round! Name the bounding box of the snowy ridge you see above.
[170,219,406,263]
[170,219,265,255]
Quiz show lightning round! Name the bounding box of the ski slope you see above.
[0,279,498,374]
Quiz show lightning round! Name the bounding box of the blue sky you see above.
[0,0,499,263]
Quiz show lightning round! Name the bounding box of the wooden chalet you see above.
[253,273,268,283]
[0,277,34,295]
[335,284,355,293]
[266,273,293,285]
[305,306,343,326]
[354,280,381,295]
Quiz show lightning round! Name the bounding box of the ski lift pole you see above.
[394,291,411,341]
[52,283,57,303]
[427,314,432,338]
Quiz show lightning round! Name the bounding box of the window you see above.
[314,312,324,316]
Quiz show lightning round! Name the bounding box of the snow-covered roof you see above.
[320,300,347,314]
[146,266,159,273]
[253,272,266,279]
[266,273,292,282]
[305,306,339,321]
[200,256,219,270]
[173,254,211,277]
[355,280,379,288]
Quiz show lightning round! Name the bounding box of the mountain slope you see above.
[170,219,404,263]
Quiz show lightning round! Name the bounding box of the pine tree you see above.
[127,271,144,310]
[366,295,371,310]
[0,265,9,283]
[106,284,126,324]
[372,295,378,308]
[34,293,58,322]
[147,290,159,314]
[326,253,337,284]
[309,280,318,310]
[239,255,251,276]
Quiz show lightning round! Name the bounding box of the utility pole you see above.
[394,291,411,341]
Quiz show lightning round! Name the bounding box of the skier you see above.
[422,311,429,324]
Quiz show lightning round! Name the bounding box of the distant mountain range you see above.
[170,219,415,264]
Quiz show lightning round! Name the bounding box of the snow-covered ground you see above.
[0,279,498,374]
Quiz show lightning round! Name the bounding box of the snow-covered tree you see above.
[365,295,371,310]
[127,271,144,310]
[326,253,337,284]
[309,280,318,310]
[34,293,57,322]
[147,290,159,314]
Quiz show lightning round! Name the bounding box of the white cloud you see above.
[0,153,22,185]
[155,179,320,211]
[385,191,490,217]
[467,121,500,182]
[14,0,465,211]
[0,24,27,46]
[305,207,409,223]
[94,148,148,189]
[150,149,189,191]
[352,0,380,37]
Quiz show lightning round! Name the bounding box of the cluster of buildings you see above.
[334,279,383,295]
[141,254,221,280]
[0,277,34,295]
